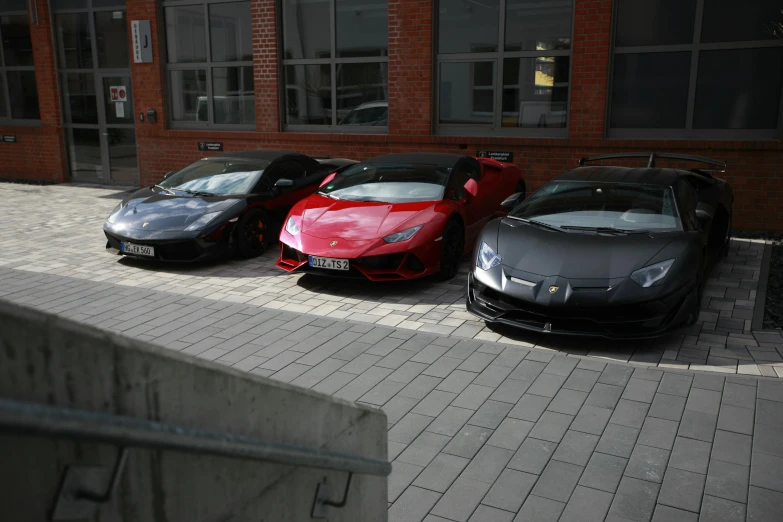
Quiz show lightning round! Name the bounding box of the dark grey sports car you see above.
[467,153,734,339]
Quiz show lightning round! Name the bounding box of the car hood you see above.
[497,218,675,279]
[111,188,240,231]
[300,195,436,240]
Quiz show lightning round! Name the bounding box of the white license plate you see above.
[121,242,155,257]
[309,256,349,271]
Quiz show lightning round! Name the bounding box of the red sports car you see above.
[276,153,525,281]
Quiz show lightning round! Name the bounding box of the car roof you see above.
[213,149,297,162]
[366,153,471,169]
[555,166,690,187]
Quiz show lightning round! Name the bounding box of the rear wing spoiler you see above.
[578,153,727,174]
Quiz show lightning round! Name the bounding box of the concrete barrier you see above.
[0,299,388,521]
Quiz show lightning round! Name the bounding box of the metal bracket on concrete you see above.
[310,472,353,519]
[50,448,128,521]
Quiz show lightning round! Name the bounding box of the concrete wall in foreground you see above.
[0,299,388,521]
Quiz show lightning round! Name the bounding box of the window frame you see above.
[606,0,783,140]
[0,2,41,126]
[433,0,575,137]
[278,0,389,134]
[162,0,256,130]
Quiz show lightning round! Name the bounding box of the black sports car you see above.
[104,150,357,262]
[467,153,734,339]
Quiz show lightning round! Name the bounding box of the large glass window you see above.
[436,0,573,135]
[281,0,389,131]
[0,3,41,122]
[609,0,783,138]
[164,0,255,128]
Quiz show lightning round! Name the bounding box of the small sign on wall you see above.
[110,86,127,102]
[198,142,223,152]
[477,150,514,162]
[132,20,153,63]
[2,135,16,143]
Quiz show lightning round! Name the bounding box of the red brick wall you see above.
[0,0,67,182]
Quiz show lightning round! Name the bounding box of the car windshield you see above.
[509,181,682,232]
[317,163,451,203]
[159,160,270,195]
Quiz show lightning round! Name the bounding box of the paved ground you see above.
[3,181,783,521]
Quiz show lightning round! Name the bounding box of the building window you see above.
[609,0,783,139]
[281,0,389,132]
[164,0,255,128]
[436,0,573,136]
[0,1,40,123]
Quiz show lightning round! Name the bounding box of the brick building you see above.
[1,0,781,229]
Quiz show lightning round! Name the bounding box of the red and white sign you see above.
[110,86,127,102]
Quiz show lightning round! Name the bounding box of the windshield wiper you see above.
[559,225,644,235]
[153,184,175,195]
[507,216,566,232]
[182,189,217,197]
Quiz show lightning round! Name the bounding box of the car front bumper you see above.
[104,225,233,263]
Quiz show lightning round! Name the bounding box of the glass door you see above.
[54,0,138,185]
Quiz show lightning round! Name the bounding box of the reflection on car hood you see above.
[110,187,239,231]
[301,195,435,240]
[497,218,674,278]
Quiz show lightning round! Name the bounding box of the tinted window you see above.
[701,0,782,42]
[1,15,34,66]
[510,181,682,232]
[165,6,207,63]
[505,0,572,52]
[336,0,388,57]
[614,0,697,46]
[335,62,388,122]
[319,163,452,203]
[439,61,495,125]
[209,1,252,61]
[438,0,500,54]
[159,160,270,195]
[267,160,307,185]
[502,56,569,128]
[282,0,330,59]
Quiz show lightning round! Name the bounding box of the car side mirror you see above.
[501,192,522,210]
[465,178,479,199]
[320,172,337,188]
[163,171,175,179]
[275,178,294,189]
[695,203,714,228]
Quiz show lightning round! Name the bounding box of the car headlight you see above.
[106,203,122,224]
[477,241,502,270]
[384,225,423,244]
[184,211,222,232]
[630,259,675,287]
[285,216,301,236]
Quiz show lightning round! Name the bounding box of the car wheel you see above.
[236,208,271,258]
[437,220,464,281]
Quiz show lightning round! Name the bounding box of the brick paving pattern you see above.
[2,182,783,521]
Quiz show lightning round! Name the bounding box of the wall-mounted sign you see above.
[198,142,223,152]
[2,135,16,143]
[131,20,153,63]
[477,150,514,162]
[110,86,127,102]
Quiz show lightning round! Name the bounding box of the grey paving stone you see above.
[669,437,712,474]
[633,367,664,382]
[531,459,584,503]
[757,379,783,402]
[412,343,450,365]
[486,417,534,451]
[461,444,514,484]
[399,375,442,400]
[508,393,551,422]
[609,476,660,522]
[526,349,556,363]
[705,459,749,504]
[559,485,614,522]
[508,437,558,475]
[625,445,670,484]
[721,382,756,409]
[389,461,424,503]
[451,384,494,410]
[389,441,407,462]
[445,340,482,360]
[383,395,421,426]
[699,495,746,522]
[656,372,694,398]
[638,417,679,450]
[579,451,627,493]
[494,347,529,368]
[651,505,698,522]
[397,431,452,467]
[587,383,625,409]
[472,364,514,387]
[490,377,532,404]
[436,370,478,394]
[678,410,718,442]
[569,405,613,435]
[716,403,754,435]
[367,336,406,357]
[693,373,725,391]
[360,379,408,406]
[421,356,462,379]
[468,400,513,430]
[747,486,783,522]
[388,486,441,522]
[756,397,783,428]
[750,451,783,492]
[526,372,568,398]
[509,360,547,381]
[623,378,660,403]
[563,368,601,392]
[513,495,565,522]
[387,361,430,384]
[611,399,651,429]
[648,393,687,422]
[544,356,579,377]
[442,424,494,459]
[754,422,783,457]
[388,413,434,444]
[467,505,514,522]
[577,358,608,372]
[658,468,706,513]
[595,423,640,458]
[339,353,382,375]
[412,453,470,493]
[529,411,574,443]
[427,406,474,437]
[482,468,537,513]
[552,430,600,466]
[457,351,496,373]
[431,477,491,522]
[547,388,589,415]
[412,390,457,418]
[599,365,635,387]
[712,429,751,466]
[686,388,722,416]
